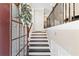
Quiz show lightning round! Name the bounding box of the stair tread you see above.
[29,55,50,56]
[29,40,48,42]
[32,31,46,33]
[29,44,49,46]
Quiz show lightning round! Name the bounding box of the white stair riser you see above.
[29,39,48,41]
[32,33,47,34]
[30,36,47,37]
[29,42,48,44]
[31,35,47,37]
[30,39,48,40]
[29,52,50,55]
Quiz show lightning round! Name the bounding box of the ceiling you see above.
[31,3,56,16]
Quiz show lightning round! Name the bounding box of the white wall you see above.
[32,8,44,31]
[46,20,79,56]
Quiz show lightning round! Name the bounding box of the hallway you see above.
[0,3,79,56]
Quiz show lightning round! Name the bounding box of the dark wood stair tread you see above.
[31,34,47,36]
[29,49,50,52]
[29,44,49,47]
[29,40,48,42]
[32,31,46,33]
[28,55,50,56]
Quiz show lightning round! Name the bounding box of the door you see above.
[0,3,11,56]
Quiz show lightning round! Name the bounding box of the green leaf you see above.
[19,3,32,26]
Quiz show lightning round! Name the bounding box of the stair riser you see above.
[31,34,47,36]
[29,54,50,56]
[29,53,50,56]
[29,44,49,47]
[29,42,48,44]
[29,38,48,41]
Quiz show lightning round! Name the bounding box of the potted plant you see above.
[19,3,32,38]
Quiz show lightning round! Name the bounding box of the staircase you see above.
[28,31,50,56]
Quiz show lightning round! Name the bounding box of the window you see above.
[12,4,27,56]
